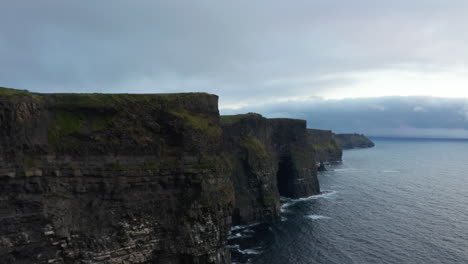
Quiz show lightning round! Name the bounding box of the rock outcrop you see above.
[307,129,342,163]
[0,88,233,264]
[334,133,375,149]
[221,114,319,226]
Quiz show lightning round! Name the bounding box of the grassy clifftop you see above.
[0,87,221,153]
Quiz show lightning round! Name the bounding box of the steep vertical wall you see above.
[270,119,319,199]
[307,129,342,163]
[0,89,234,264]
[221,114,280,226]
[221,114,320,225]
[0,88,327,264]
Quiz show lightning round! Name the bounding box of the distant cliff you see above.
[0,88,324,264]
[307,129,342,163]
[221,114,319,226]
[334,133,375,149]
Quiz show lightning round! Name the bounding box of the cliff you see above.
[0,88,233,264]
[334,133,375,149]
[0,88,322,264]
[307,129,342,163]
[221,114,319,225]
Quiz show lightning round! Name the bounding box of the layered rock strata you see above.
[221,114,319,226]
[0,87,328,264]
[0,88,233,264]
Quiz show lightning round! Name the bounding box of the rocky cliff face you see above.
[221,114,319,226]
[0,88,233,264]
[0,88,323,264]
[269,119,319,199]
[334,133,375,149]
[221,114,280,226]
[307,129,342,163]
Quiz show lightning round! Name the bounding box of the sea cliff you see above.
[334,133,375,149]
[221,114,319,226]
[0,88,233,263]
[307,129,342,163]
[0,88,336,264]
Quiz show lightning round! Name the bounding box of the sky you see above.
[2,1,468,138]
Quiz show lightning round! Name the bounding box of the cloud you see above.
[221,96,468,138]
[413,106,425,112]
[2,1,468,107]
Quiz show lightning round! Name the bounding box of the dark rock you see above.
[317,162,327,172]
[221,114,320,226]
[269,119,319,199]
[0,88,233,264]
[0,88,325,264]
[307,129,342,163]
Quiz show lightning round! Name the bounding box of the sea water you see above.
[229,138,468,264]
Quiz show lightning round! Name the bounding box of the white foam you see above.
[298,190,337,201]
[280,190,336,207]
[305,214,331,220]
[333,168,352,171]
[280,191,336,213]
[280,202,294,211]
[236,248,262,255]
[230,222,260,231]
[227,232,243,240]
[226,244,240,249]
[381,170,400,173]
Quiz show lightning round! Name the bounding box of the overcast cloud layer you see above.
[2,1,468,137]
[221,96,468,139]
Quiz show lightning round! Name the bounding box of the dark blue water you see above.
[229,138,468,264]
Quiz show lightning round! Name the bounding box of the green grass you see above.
[171,109,221,138]
[0,87,30,96]
[241,136,269,159]
[48,111,84,144]
[220,113,262,125]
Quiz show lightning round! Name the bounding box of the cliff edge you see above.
[334,133,375,149]
[0,88,327,264]
[221,114,319,226]
[307,129,342,163]
[0,87,233,264]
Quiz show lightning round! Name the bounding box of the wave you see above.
[332,168,353,172]
[280,191,336,212]
[226,244,240,249]
[305,214,331,220]
[235,248,262,255]
[380,169,400,173]
[230,222,261,231]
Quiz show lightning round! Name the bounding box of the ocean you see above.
[228,138,468,264]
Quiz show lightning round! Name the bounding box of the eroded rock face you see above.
[307,129,343,163]
[270,119,319,199]
[221,114,280,226]
[0,88,325,264]
[0,90,233,264]
[221,114,320,225]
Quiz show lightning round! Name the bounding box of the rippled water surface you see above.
[229,138,468,264]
